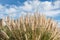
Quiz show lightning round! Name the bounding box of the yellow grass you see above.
[0,13,60,40]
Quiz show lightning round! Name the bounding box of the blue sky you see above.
[0,0,60,25]
[0,0,57,7]
[0,0,55,6]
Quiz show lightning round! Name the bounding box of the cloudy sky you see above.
[0,0,60,25]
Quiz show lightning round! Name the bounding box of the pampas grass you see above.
[0,13,60,40]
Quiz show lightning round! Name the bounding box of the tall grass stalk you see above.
[0,13,60,40]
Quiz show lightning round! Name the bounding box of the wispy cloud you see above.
[0,0,60,19]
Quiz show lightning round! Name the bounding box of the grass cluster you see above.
[0,13,60,40]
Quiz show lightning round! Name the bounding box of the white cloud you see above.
[0,0,60,18]
[41,1,52,10]
[6,8,16,13]
[42,10,60,17]
[0,5,3,9]
[53,1,60,9]
[38,1,60,16]
[21,1,32,11]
